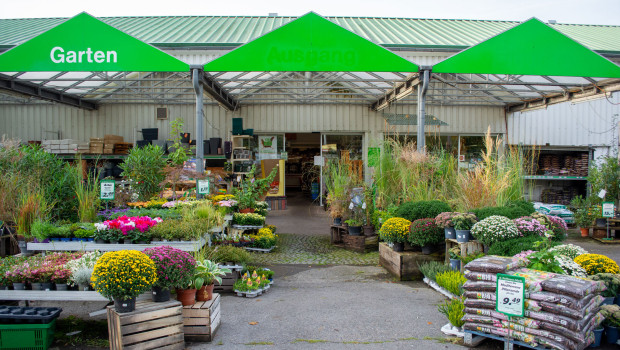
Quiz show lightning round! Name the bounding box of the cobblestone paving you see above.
[249,233,379,266]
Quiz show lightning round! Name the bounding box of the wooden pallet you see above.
[183,294,221,342]
[341,234,378,253]
[464,330,547,350]
[213,271,241,293]
[107,299,185,350]
[330,225,346,244]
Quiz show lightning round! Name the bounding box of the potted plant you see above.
[144,246,196,302]
[600,304,620,344]
[471,215,520,248]
[51,266,71,291]
[437,297,465,331]
[408,218,443,254]
[91,250,157,313]
[449,247,461,271]
[570,195,595,237]
[192,260,231,301]
[233,164,278,213]
[590,273,620,305]
[451,213,477,243]
[435,212,458,239]
[345,217,364,236]
[378,217,411,252]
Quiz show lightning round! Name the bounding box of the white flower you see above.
[94,223,108,231]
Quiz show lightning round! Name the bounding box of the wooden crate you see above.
[379,242,443,280]
[213,271,240,293]
[107,299,185,350]
[444,239,483,265]
[183,293,221,342]
[330,225,346,244]
[342,234,378,253]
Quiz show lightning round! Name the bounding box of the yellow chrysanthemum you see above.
[574,254,620,275]
[91,250,157,300]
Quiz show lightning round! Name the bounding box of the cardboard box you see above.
[90,137,104,142]
[104,134,124,143]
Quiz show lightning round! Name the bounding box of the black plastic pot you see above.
[180,133,190,143]
[152,286,171,302]
[210,138,222,155]
[142,128,158,141]
[203,140,210,155]
[348,225,362,236]
[114,297,136,313]
[136,140,151,148]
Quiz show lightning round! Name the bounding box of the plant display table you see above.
[27,237,208,252]
[182,293,221,342]
[107,299,184,350]
[0,290,108,302]
[379,242,443,280]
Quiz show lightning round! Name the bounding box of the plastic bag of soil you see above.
[463,307,542,328]
[509,268,557,292]
[463,323,538,347]
[538,312,604,344]
[497,321,578,350]
[462,280,496,292]
[527,309,600,333]
[464,291,495,301]
[464,270,497,282]
[539,295,602,319]
[528,291,596,310]
[464,255,523,274]
[464,298,495,310]
[541,274,606,299]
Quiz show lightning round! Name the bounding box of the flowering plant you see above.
[408,218,443,246]
[574,254,620,275]
[451,213,477,230]
[249,228,278,249]
[435,212,458,228]
[144,246,196,290]
[547,215,568,237]
[94,216,162,242]
[513,250,536,265]
[590,273,620,297]
[91,250,157,300]
[548,244,588,260]
[378,217,411,244]
[513,217,548,237]
[127,198,168,209]
[554,255,587,277]
[211,194,235,204]
[600,304,620,327]
[66,251,103,286]
[471,215,520,246]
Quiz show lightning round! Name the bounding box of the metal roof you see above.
[1,15,620,53]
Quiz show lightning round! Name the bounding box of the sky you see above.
[2,0,620,25]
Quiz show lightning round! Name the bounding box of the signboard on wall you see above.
[259,135,277,154]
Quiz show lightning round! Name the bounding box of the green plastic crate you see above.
[0,319,55,350]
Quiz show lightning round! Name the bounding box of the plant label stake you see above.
[100,180,115,210]
[196,179,210,197]
[496,274,525,350]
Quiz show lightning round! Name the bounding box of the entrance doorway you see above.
[284,133,321,201]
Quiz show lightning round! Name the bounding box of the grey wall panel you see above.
[507,93,620,147]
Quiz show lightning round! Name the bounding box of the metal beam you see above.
[370,74,420,111]
[0,73,98,110]
[199,71,238,111]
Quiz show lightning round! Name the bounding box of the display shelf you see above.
[523,175,587,180]
[27,237,208,252]
[232,158,251,161]
[0,290,108,302]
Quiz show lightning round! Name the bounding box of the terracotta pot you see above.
[197,284,215,301]
[176,288,197,306]
[580,227,589,237]
[239,208,255,214]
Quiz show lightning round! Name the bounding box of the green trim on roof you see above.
[433,18,620,78]
[0,12,189,72]
[204,12,418,72]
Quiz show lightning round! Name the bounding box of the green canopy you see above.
[433,18,620,78]
[204,12,418,72]
[0,12,189,72]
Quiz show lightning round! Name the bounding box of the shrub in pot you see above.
[408,218,443,254]
[192,260,231,301]
[144,246,196,302]
[395,200,451,222]
[435,212,459,239]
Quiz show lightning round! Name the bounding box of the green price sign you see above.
[603,202,615,218]
[100,180,115,201]
[196,179,210,195]
[496,274,525,317]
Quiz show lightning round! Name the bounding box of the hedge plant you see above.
[395,200,451,222]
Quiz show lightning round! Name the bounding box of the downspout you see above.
[417,68,430,152]
[192,66,205,198]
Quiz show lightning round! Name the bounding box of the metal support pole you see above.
[192,67,205,198]
[417,68,430,152]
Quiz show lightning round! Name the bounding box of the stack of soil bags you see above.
[461,255,606,350]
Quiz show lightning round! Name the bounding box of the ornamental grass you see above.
[378,217,411,243]
[574,254,620,275]
[91,250,157,300]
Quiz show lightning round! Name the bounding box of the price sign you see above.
[196,179,210,195]
[496,274,525,317]
[100,180,115,201]
[602,202,615,218]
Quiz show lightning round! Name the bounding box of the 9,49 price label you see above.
[496,274,525,317]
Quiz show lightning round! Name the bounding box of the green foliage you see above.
[148,218,209,241]
[167,118,192,166]
[588,156,620,203]
[73,223,96,239]
[207,245,251,265]
[471,205,531,220]
[436,270,467,296]
[437,297,466,327]
[233,165,278,210]
[99,208,181,221]
[233,213,266,226]
[69,158,100,223]
[590,273,620,297]
[395,200,451,222]
[508,200,535,215]
[30,220,56,241]
[325,159,355,219]
[418,261,452,281]
[192,260,231,288]
[119,144,166,201]
[488,236,559,257]
[570,195,596,228]
[461,252,485,265]
[526,235,565,274]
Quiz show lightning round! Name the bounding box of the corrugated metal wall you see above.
[0,102,504,142]
[507,92,620,147]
